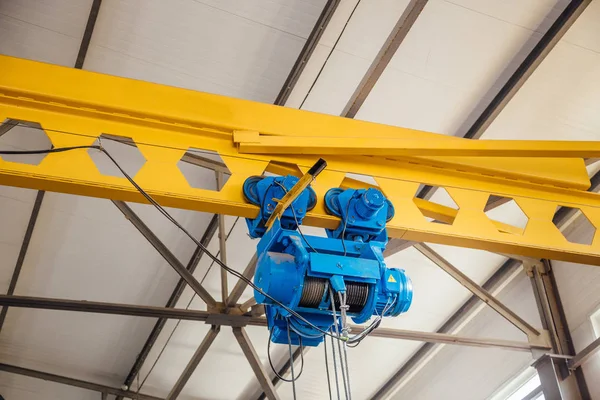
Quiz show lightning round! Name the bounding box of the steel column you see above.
[533,354,581,400]
[0,363,162,400]
[233,327,281,400]
[0,0,102,333]
[166,325,220,400]
[522,385,543,400]
[112,200,216,307]
[529,261,590,399]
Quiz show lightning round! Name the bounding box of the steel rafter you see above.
[341,0,429,118]
[0,362,162,400]
[463,0,592,140]
[275,0,341,106]
[0,190,44,331]
[0,295,551,353]
[0,0,102,334]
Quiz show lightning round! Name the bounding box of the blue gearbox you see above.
[244,175,412,347]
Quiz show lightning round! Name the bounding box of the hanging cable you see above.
[323,335,333,400]
[330,287,349,400]
[337,291,352,399]
[330,329,341,400]
[342,340,352,400]
[267,326,304,383]
[286,319,298,400]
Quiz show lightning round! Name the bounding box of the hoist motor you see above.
[243,172,413,347]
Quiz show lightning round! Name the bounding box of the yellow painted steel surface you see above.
[1,56,600,265]
[234,131,600,158]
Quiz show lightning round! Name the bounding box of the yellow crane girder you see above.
[1,55,599,264]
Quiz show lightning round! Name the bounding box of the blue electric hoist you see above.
[242,160,413,347]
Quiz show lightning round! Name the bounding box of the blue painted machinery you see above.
[243,171,413,347]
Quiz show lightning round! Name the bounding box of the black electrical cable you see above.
[0,144,348,342]
[267,324,304,383]
[286,319,298,399]
[0,145,101,154]
[323,333,334,400]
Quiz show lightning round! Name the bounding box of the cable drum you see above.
[299,277,328,308]
[299,277,369,313]
[344,282,369,312]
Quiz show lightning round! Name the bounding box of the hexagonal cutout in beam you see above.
[262,161,303,178]
[88,134,146,178]
[177,148,231,190]
[0,119,52,165]
[554,206,596,245]
[344,173,378,187]
[484,195,528,235]
[414,186,458,225]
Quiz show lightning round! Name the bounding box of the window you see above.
[591,304,600,338]
[489,367,543,400]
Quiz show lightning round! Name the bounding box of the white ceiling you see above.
[1,0,600,399]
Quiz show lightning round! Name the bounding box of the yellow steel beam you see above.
[235,131,600,158]
[1,56,600,265]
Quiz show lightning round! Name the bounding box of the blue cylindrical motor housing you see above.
[355,187,385,219]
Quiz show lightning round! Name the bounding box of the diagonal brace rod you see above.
[166,325,220,399]
[0,363,162,400]
[414,243,540,339]
[233,327,280,400]
[113,200,216,307]
[226,253,257,307]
